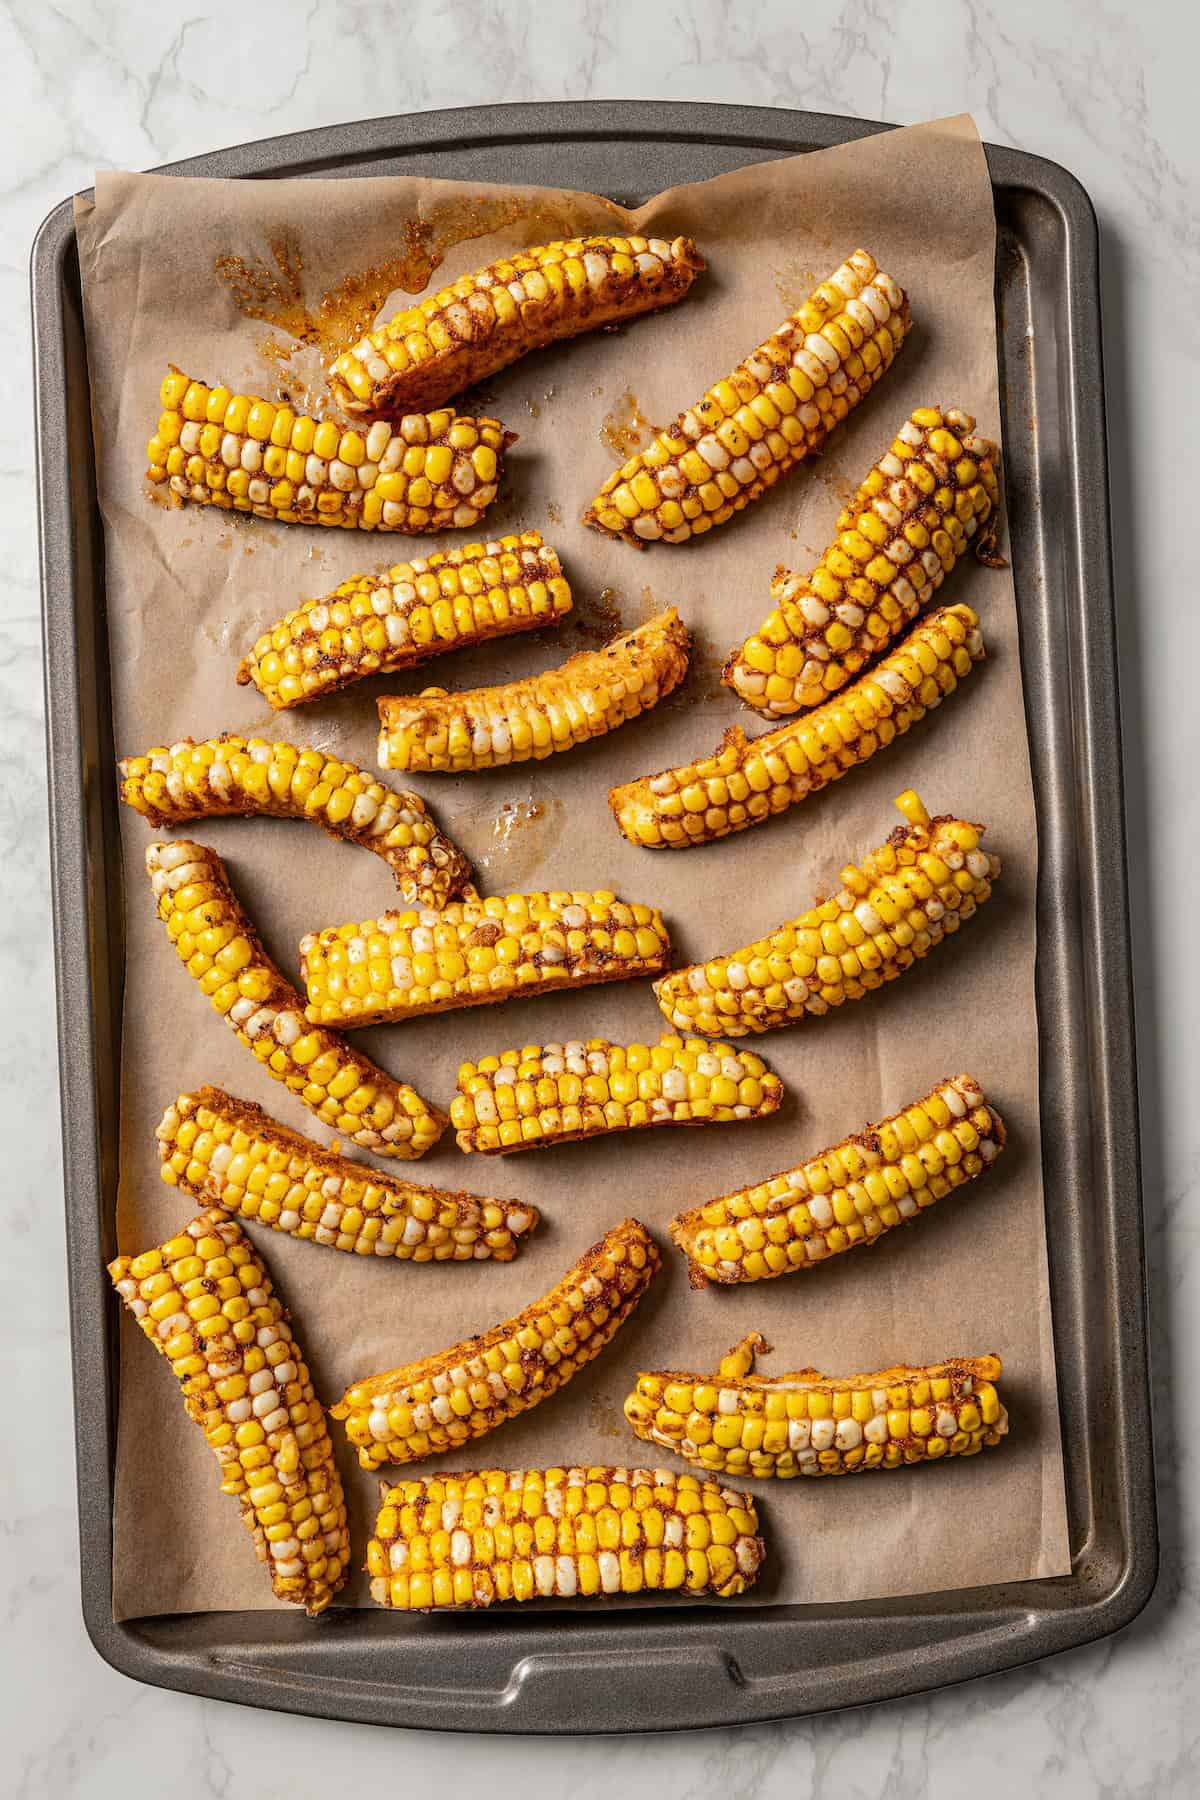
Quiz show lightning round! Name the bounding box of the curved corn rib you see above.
[236,530,572,709]
[584,250,910,547]
[377,607,691,773]
[300,889,671,1028]
[157,1087,538,1262]
[724,408,1002,715]
[624,1334,1008,1481]
[146,369,507,533]
[653,793,999,1038]
[146,840,445,1158]
[367,1465,764,1609]
[669,1074,1005,1287]
[451,1033,783,1155]
[108,1211,350,1614]
[330,234,705,417]
[609,604,983,849]
[331,1217,659,1469]
[121,735,472,908]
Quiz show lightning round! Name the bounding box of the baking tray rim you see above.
[34,98,1154,1731]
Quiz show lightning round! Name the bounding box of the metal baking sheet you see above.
[34,101,1154,1731]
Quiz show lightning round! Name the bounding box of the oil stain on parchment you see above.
[588,1394,626,1441]
[599,387,657,461]
[474,791,567,891]
[571,584,626,646]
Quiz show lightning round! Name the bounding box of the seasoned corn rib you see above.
[654,793,999,1037]
[625,1334,1008,1480]
[377,607,690,774]
[610,604,983,849]
[236,531,572,709]
[725,408,1001,716]
[669,1074,1005,1287]
[367,1465,764,1610]
[300,889,671,1028]
[145,840,444,1159]
[109,1210,350,1613]
[332,1218,659,1469]
[330,234,705,417]
[158,1087,538,1262]
[451,1033,783,1155]
[121,735,472,908]
[147,369,507,533]
[584,249,909,546]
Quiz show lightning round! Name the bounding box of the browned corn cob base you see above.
[121,735,472,907]
[332,1218,659,1469]
[653,793,999,1037]
[299,889,671,1027]
[236,531,572,709]
[109,1211,350,1613]
[367,1465,763,1609]
[625,1334,1008,1481]
[330,234,705,417]
[669,1074,1005,1287]
[724,407,1001,715]
[146,840,445,1158]
[157,1087,538,1262]
[376,607,691,773]
[610,604,983,849]
[584,249,909,546]
[147,370,506,533]
[451,1034,783,1154]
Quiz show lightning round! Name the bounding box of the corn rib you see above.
[451,1033,783,1155]
[121,734,472,908]
[237,531,572,710]
[610,603,983,849]
[669,1074,1005,1287]
[377,607,690,773]
[109,1210,350,1613]
[330,234,705,417]
[725,408,1001,716]
[146,369,507,533]
[367,1464,763,1609]
[332,1217,659,1469]
[145,840,444,1158]
[625,1334,1008,1481]
[584,249,909,547]
[300,889,671,1028]
[653,793,999,1038]
[157,1086,538,1262]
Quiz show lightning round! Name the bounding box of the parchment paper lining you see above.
[73,113,1070,1620]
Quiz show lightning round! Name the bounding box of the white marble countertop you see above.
[6,1,1196,1791]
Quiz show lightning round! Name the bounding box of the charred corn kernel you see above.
[237,531,572,709]
[299,889,671,1026]
[625,1335,1007,1479]
[332,1220,658,1468]
[378,608,690,773]
[669,1075,1005,1286]
[585,250,910,547]
[610,604,984,849]
[452,1034,783,1154]
[145,840,444,1158]
[330,235,704,416]
[108,1210,349,1613]
[156,1086,537,1263]
[725,409,1002,715]
[147,369,506,533]
[653,795,999,1035]
[120,734,472,907]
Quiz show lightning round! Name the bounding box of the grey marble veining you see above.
[5,0,1197,1792]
